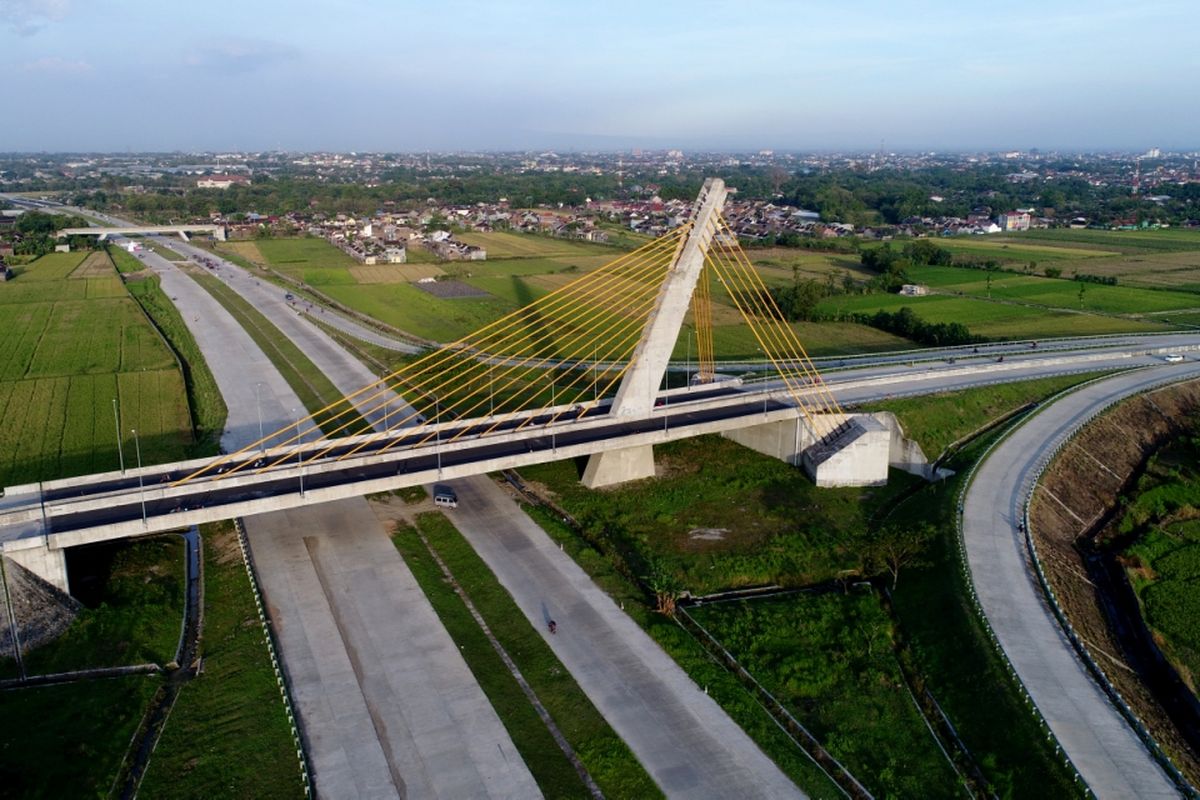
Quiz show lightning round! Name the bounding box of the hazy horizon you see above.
[4,0,1198,153]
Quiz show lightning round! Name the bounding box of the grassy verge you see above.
[139,521,304,799]
[391,512,661,798]
[517,435,921,595]
[521,503,845,798]
[884,439,1084,798]
[187,269,369,436]
[14,536,185,675]
[689,591,961,798]
[107,245,145,274]
[127,275,227,456]
[143,240,186,261]
[869,369,1115,457]
[0,676,161,798]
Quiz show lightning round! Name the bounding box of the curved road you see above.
[962,364,1200,799]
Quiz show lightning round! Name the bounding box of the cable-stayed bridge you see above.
[1,179,885,591]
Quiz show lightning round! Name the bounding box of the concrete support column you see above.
[581,445,656,489]
[721,415,825,466]
[3,541,69,595]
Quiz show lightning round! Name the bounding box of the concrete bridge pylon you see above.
[582,178,728,488]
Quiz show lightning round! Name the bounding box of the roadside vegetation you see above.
[689,592,961,798]
[883,439,1085,798]
[512,373,1112,797]
[1119,432,1200,689]
[0,676,160,798]
[390,511,661,799]
[126,273,227,456]
[139,521,304,799]
[870,370,1115,458]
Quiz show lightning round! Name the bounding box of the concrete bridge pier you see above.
[2,538,69,595]
[581,444,656,489]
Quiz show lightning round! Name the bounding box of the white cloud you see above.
[1,0,71,35]
[21,56,93,75]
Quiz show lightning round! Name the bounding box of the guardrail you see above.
[1020,375,1200,797]
[951,374,1124,799]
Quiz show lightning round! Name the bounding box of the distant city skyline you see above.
[3,0,1198,153]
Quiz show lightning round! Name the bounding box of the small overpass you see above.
[57,224,227,242]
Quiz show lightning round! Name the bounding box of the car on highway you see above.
[432,485,458,508]
[1164,353,1185,363]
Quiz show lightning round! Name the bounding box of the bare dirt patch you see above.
[366,493,436,531]
[414,280,491,299]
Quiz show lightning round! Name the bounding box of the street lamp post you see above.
[131,428,146,525]
[293,409,305,496]
[382,372,390,433]
[112,398,125,475]
[686,326,691,386]
[435,394,442,477]
[254,382,265,452]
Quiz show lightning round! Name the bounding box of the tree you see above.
[862,524,936,589]
[642,559,682,617]
[1044,266,1062,279]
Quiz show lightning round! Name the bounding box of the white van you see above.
[432,485,458,508]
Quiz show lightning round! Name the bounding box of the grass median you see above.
[139,521,303,799]
[391,511,661,799]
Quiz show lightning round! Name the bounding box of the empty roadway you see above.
[962,364,1200,799]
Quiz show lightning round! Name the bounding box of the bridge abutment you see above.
[2,540,69,595]
[581,445,656,489]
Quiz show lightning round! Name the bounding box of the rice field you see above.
[0,252,193,487]
[907,265,1200,314]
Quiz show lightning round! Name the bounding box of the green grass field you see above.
[0,251,194,486]
[0,676,161,799]
[519,435,918,595]
[139,522,305,799]
[817,292,1171,339]
[456,230,619,260]
[392,512,661,799]
[885,443,1085,798]
[907,264,1200,314]
[690,592,961,799]
[323,282,515,342]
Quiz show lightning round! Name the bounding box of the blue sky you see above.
[3,0,1197,152]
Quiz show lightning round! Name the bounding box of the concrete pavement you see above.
[135,243,540,798]
[962,364,1200,799]
[248,498,539,799]
[448,474,805,799]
